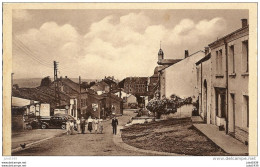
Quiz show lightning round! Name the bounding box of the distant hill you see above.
[13,78,99,88]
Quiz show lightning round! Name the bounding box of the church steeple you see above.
[158,41,164,61]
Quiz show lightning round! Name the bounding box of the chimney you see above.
[204,47,209,55]
[241,19,248,28]
[185,50,189,58]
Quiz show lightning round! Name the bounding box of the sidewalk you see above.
[12,129,66,153]
[191,116,204,123]
[193,124,248,155]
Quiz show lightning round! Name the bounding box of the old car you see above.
[39,115,76,130]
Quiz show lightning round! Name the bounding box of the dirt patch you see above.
[121,118,229,156]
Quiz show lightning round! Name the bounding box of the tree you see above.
[81,82,89,89]
[88,81,96,88]
[40,76,52,87]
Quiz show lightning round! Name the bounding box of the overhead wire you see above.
[13,36,54,66]
[13,34,80,75]
[13,40,53,69]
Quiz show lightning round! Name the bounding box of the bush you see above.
[146,94,192,119]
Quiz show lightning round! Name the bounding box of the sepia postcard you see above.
[1,2,258,165]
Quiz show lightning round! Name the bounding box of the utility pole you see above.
[79,76,81,118]
[109,83,112,114]
[54,61,60,107]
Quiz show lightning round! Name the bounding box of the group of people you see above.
[78,116,104,134]
[66,116,119,135]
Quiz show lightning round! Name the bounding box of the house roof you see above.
[195,53,211,65]
[124,77,148,84]
[58,77,87,93]
[158,50,205,72]
[101,93,123,101]
[89,93,105,100]
[12,87,70,109]
[127,94,136,98]
[208,25,249,47]
[90,81,109,92]
[157,59,182,65]
[12,96,39,107]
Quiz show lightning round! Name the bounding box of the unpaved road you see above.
[13,110,152,156]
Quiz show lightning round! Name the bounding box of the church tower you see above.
[158,42,164,61]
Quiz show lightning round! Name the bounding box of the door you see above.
[203,80,207,122]
[230,94,235,133]
[220,94,226,118]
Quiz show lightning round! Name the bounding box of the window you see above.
[216,49,223,75]
[216,51,219,74]
[229,45,235,73]
[219,49,223,75]
[242,40,249,73]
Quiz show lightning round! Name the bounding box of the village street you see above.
[13,110,153,156]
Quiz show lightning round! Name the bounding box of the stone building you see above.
[147,67,159,100]
[101,93,123,116]
[195,49,211,123]
[196,19,249,144]
[123,77,148,96]
[157,48,204,100]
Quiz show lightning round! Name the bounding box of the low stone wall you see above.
[161,104,193,120]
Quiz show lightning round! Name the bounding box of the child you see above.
[99,119,103,134]
[66,120,70,135]
[69,120,74,135]
[76,118,81,134]
[93,118,98,134]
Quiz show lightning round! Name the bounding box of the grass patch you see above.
[121,118,229,156]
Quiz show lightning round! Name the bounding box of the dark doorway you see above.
[203,80,207,122]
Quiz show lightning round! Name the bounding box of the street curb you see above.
[113,127,184,156]
[11,131,67,154]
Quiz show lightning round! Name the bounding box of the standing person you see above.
[87,116,93,133]
[112,116,118,135]
[69,120,74,135]
[99,119,103,134]
[80,117,85,134]
[93,118,98,134]
[76,118,81,134]
[66,120,71,135]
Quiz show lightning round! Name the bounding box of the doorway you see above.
[203,80,207,123]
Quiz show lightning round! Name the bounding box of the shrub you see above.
[147,94,192,119]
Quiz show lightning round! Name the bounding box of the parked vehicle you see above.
[39,115,76,130]
[129,103,138,109]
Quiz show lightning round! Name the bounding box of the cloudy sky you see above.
[12,9,248,80]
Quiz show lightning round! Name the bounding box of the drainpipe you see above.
[200,63,203,121]
[224,39,229,134]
